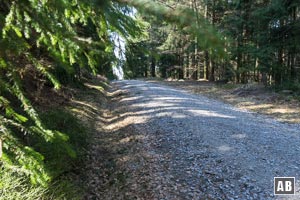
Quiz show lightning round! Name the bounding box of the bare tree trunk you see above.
[151,57,156,77]
[209,0,216,81]
[209,59,215,81]
[144,64,148,77]
[276,47,283,85]
[204,3,209,80]
[262,72,268,86]
[291,53,297,81]
[193,0,200,80]
[204,51,209,80]
[290,6,298,83]
[188,52,193,79]
[236,40,242,83]
[184,52,188,79]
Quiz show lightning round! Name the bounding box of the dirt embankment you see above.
[68,79,153,199]
[146,79,300,124]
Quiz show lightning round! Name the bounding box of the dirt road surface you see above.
[93,80,300,200]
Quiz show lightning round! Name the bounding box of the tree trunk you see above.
[193,0,200,80]
[204,51,209,80]
[276,47,283,85]
[183,52,188,79]
[209,59,215,81]
[209,0,216,81]
[151,57,156,77]
[236,41,242,83]
[188,52,193,79]
[291,53,297,81]
[262,72,268,86]
[144,64,148,77]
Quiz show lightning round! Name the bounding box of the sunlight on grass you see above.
[71,100,98,112]
[0,170,47,200]
[71,108,95,119]
[243,104,273,110]
[238,101,256,106]
[84,83,105,92]
[107,89,128,97]
[268,108,298,114]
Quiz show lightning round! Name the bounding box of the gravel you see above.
[113,80,300,200]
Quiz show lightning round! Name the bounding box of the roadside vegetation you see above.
[1,99,87,200]
[125,0,300,90]
[0,0,299,199]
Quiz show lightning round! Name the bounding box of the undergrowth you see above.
[0,108,88,200]
[0,168,46,200]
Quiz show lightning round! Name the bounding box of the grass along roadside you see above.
[0,109,86,200]
[0,76,110,200]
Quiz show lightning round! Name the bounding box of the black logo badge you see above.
[274,177,295,195]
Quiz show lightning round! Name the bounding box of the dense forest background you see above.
[125,0,300,90]
[0,0,299,198]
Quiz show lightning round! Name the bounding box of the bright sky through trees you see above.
[112,32,125,80]
[112,7,137,80]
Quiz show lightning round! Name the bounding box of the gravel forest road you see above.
[114,80,300,200]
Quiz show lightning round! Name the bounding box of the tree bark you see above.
[209,59,215,81]
[144,64,148,77]
[151,57,156,77]
[204,51,209,80]
[184,52,188,79]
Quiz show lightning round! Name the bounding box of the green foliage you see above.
[275,82,300,93]
[125,40,150,78]
[0,167,83,200]
[0,0,142,189]
[128,0,300,86]
[0,0,229,198]
[0,108,87,199]
[222,0,300,85]
[38,109,88,177]
[120,0,226,57]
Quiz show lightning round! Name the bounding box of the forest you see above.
[126,0,300,89]
[0,0,299,199]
